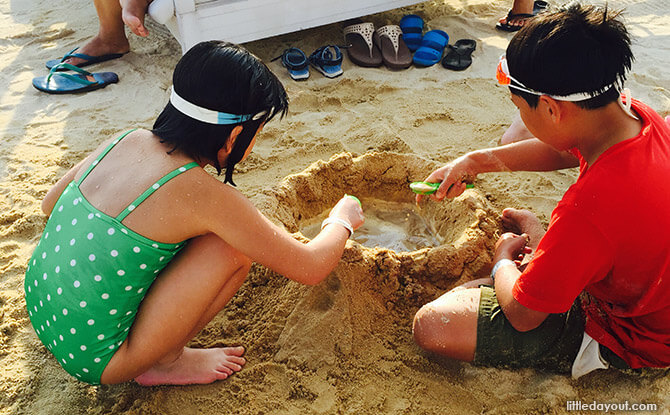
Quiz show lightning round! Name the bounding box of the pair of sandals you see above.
[343,21,412,70]
[399,14,476,70]
[274,46,343,81]
[32,47,123,94]
[496,0,549,32]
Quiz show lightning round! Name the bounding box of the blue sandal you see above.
[32,63,119,94]
[412,30,449,67]
[399,14,424,52]
[45,47,126,70]
[272,48,310,81]
[308,46,343,78]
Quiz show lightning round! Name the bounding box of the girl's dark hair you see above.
[506,3,633,109]
[152,41,288,185]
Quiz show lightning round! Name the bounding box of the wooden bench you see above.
[148,0,425,52]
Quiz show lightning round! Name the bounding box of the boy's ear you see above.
[539,96,563,123]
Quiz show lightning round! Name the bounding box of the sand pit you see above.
[2,0,670,413]
[302,198,443,252]
[259,151,499,286]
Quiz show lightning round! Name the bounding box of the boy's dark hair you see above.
[506,3,633,109]
[152,41,288,185]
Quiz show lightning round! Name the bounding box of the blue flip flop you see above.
[309,46,343,78]
[272,48,309,80]
[45,47,126,70]
[32,63,119,94]
[399,14,424,52]
[412,30,449,67]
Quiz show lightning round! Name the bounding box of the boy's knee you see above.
[412,304,444,353]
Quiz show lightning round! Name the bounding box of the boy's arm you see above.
[472,139,579,172]
[490,233,549,331]
[423,138,579,200]
[42,158,89,215]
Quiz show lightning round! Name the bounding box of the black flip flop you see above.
[496,1,549,32]
[496,12,535,32]
[441,39,476,71]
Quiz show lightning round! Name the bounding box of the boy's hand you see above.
[493,232,532,265]
[329,196,365,231]
[416,154,478,203]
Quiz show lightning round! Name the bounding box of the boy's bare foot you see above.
[134,346,246,386]
[120,0,151,37]
[500,113,535,145]
[501,208,545,250]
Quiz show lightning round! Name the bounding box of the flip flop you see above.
[272,48,309,81]
[374,25,412,70]
[32,63,119,94]
[46,47,126,70]
[309,46,343,78]
[412,30,449,67]
[399,14,424,52]
[343,21,382,67]
[533,0,549,14]
[441,39,476,71]
[496,1,549,32]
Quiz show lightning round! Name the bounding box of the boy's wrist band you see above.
[490,258,516,282]
[321,217,354,238]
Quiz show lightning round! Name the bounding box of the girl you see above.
[24,41,364,386]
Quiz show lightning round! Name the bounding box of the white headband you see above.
[169,87,266,124]
[500,57,616,102]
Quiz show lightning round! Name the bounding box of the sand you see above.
[1,0,669,414]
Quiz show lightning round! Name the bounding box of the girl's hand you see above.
[328,195,365,231]
[493,232,532,265]
[416,154,478,203]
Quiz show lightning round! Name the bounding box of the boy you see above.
[412,3,670,377]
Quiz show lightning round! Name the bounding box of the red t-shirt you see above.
[512,100,670,368]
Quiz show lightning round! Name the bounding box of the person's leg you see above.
[500,112,536,145]
[119,0,152,37]
[499,0,535,29]
[413,282,584,372]
[100,233,251,386]
[62,0,130,66]
[412,286,482,361]
[412,208,545,361]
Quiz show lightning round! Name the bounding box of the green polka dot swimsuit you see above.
[24,130,198,384]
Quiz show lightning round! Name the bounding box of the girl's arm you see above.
[199,182,363,286]
[42,158,89,215]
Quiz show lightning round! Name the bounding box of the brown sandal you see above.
[343,22,382,67]
[374,25,412,70]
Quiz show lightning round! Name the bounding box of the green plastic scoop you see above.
[410,181,474,195]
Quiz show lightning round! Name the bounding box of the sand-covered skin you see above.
[1,0,669,414]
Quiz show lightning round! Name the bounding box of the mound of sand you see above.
[1,0,669,414]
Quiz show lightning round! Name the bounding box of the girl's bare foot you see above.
[501,208,545,250]
[134,346,246,386]
[120,0,151,37]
